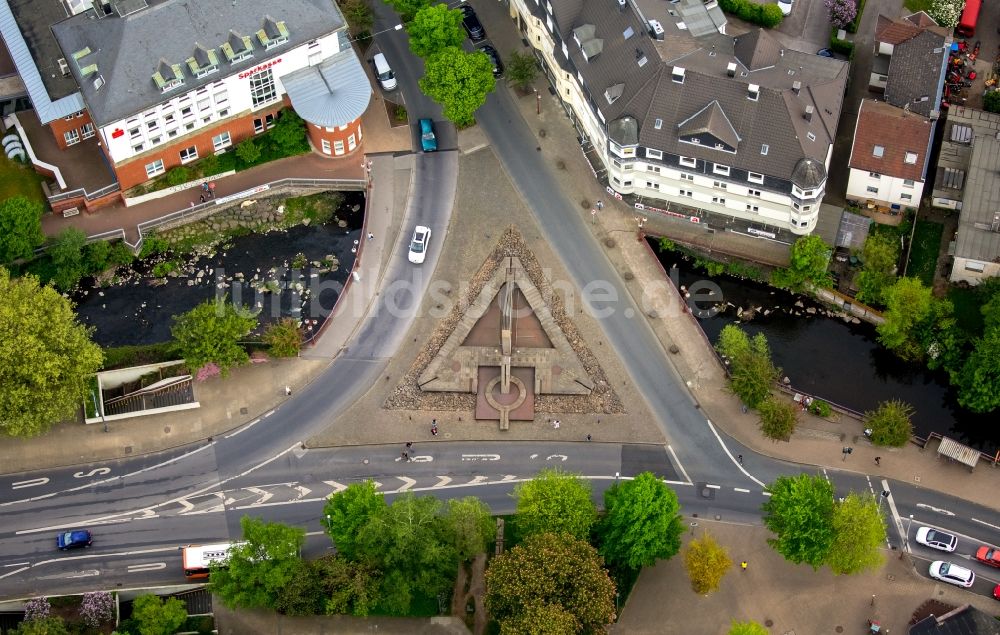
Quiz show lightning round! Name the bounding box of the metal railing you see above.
[48,182,121,204]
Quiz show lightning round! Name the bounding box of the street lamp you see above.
[346,23,402,46]
[900,513,914,559]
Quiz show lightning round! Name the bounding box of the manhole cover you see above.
[240,407,248,415]
[164,426,171,434]
[835,627,843,633]
[124,446,133,454]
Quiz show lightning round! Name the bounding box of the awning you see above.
[937,436,980,470]
[280,48,371,129]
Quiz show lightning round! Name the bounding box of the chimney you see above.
[804,105,814,122]
[747,83,759,101]
[792,80,801,95]
[672,66,685,83]
[726,62,736,77]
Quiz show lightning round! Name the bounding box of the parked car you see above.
[993,584,1000,600]
[817,48,834,57]
[929,561,975,588]
[372,53,397,91]
[459,5,486,41]
[915,527,958,552]
[408,225,432,264]
[480,44,504,78]
[57,529,93,550]
[777,0,793,14]
[976,546,1000,567]
[419,118,437,152]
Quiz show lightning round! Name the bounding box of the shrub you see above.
[49,227,87,290]
[864,399,913,447]
[23,597,50,621]
[151,260,178,277]
[236,139,262,165]
[107,241,136,267]
[758,3,784,26]
[984,90,1000,114]
[830,34,855,56]
[758,396,798,440]
[138,236,170,258]
[506,51,539,91]
[83,239,111,273]
[165,166,191,186]
[80,591,115,628]
[262,318,302,357]
[928,0,961,27]
[809,399,833,418]
[198,153,220,176]
[269,110,310,155]
[824,0,857,27]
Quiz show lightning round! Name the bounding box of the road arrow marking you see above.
[499,475,518,482]
[433,476,453,488]
[291,485,312,500]
[11,477,49,490]
[246,487,273,506]
[462,454,500,462]
[466,476,489,485]
[323,480,347,494]
[127,563,166,573]
[529,454,539,459]
[371,481,383,491]
[545,455,568,462]
[61,570,101,579]
[396,477,417,492]
[410,455,433,462]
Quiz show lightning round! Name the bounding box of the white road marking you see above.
[762,491,772,496]
[246,487,273,506]
[291,485,312,500]
[916,503,955,516]
[262,410,276,418]
[972,518,1000,532]
[73,468,111,479]
[323,480,347,494]
[2,562,29,568]
[545,454,568,462]
[666,444,692,485]
[127,563,166,573]
[529,454,539,459]
[706,484,721,490]
[224,418,261,439]
[462,454,500,461]
[734,488,750,493]
[410,455,433,463]
[395,477,417,492]
[466,476,489,485]
[11,478,49,490]
[58,570,101,579]
[434,476,453,488]
[703,419,765,487]
[499,475,518,482]
[0,567,28,580]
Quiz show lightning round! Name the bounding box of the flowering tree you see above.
[823,0,857,27]
[23,597,50,621]
[928,0,961,27]
[80,591,115,627]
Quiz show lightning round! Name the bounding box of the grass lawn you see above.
[948,286,985,337]
[903,0,933,11]
[907,220,943,286]
[0,155,45,205]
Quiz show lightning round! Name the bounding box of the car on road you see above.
[419,118,437,152]
[929,561,975,587]
[408,225,432,264]
[993,584,1000,600]
[459,5,486,41]
[915,527,958,552]
[817,48,834,57]
[976,546,1000,567]
[480,44,504,78]
[57,529,93,550]
[777,0,793,15]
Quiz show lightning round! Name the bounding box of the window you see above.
[654,118,662,130]
[128,127,141,139]
[866,186,878,194]
[873,145,884,157]
[348,133,357,151]
[679,189,692,197]
[265,113,276,129]
[214,91,229,106]
[713,164,730,176]
[64,129,80,146]
[250,69,279,108]
[81,123,95,139]
[202,116,212,124]
[803,190,814,197]
[180,106,193,117]
[164,113,175,124]
[218,108,230,118]
[647,165,661,174]
[679,156,696,168]
[167,128,179,138]
[179,145,198,163]
[198,98,211,111]
[623,163,634,171]
[334,139,345,155]
[903,179,915,188]
[746,204,759,212]
[623,180,633,187]
[904,151,918,164]
[149,136,161,145]
[807,132,816,141]
[868,171,881,178]
[713,181,727,189]
[612,159,622,169]
[254,118,265,133]
[680,173,694,181]
[748,189,761,197]
[185,122,195,131]
[321,139,331,154]
[645,181,660,190]
[646,148,662,160]
[748,172,764,184]
[212,131,232,151]
[965,261,986,272]
[900,193,912,200]
[146,120,159,132]
[712,196,726,205]
[132,143,144,153]
[761,144,769,155]
[145,159,165,177]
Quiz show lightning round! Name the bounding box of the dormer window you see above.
[187,44,220,79]
[222,31,254,63]
[672,67,685,83]
[604,83,625,105]
[152,59,184,93]
[904,151,918,164]
[257,17,289,50]
[748,84,759,101]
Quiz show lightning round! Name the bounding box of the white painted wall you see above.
[846,168,923,208]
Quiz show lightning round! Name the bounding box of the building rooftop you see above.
[875,13,950,119]
[49,0,345,126]
[849,99,933,181]
[909,604,1000,635]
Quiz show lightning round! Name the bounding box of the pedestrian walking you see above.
[874,456,881,466]
[586,434,592,441]
[740,561,748,571]
[284,386,292,396]
[367,232,374,241]
[401,451,409,461]
[741,404,748,414]
[199,194,205,203]
[431,419,438,436]
[405,442,413,451]
[737,454,743,465]
[552,419,560,429]
[596,199,604,211]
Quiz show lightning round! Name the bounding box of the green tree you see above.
[83,239,111,274]
[273,559,324,616]
[864,399,913,447]
[758,395,798,441]
[262,318,302,357]
[0,268,103,437]
[827,493,886,575]
[313,554,380,616]
[513,468,597,540]
[171,296,258,375]
[500,602,579,635]
[955,327,1000,412]
[323,480,386,560]
[236,138,261,165]
[0,196,44,264]
[444,496,494,561]
[855,231,899,306]
[341,0,374,33]
[597,472,684,569]
[130,595,188,635]
[407,4,464,58]
[11,617,69,635]
[270,110,309,155]
[877,277,934,360]
[762,474,835,569]
[209,517,306,610]
[356,493,457,614]
[49,227,87,290]
[730,620,770,635]
[771,235,832,290]
[420,46,496,126]
[716,325,780,408]
[683,532,732,595]
[384,0,431,22]
[758,2,784,25]
[485,532,616,634]
[506,51,539,91]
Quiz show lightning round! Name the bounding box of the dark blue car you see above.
[57,529,93,550]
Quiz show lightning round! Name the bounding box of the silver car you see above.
[408,225,431,264]
[915,527,958,552]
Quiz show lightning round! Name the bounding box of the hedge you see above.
[718,0,785,28]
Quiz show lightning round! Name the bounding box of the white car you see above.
[408,225,431,264]
[777,0,792,14]
[929,561,975,588]
[915,527,958,552]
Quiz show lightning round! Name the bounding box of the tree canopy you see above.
[826,493,886,575]
[513,468,598,540]
[0,196,44,264]
[955,326,1000,413]
[383,0,431,22]
[444,496,494,561]
[485,532,616,633]
[323,480,387,560]
[716,325,780,409]
[597,472,684,569]
[49,228,87,291]
[505,51,539,91]
[408,4,465,58]
[171,296,258,374]
[0,267,103,437]
[683,531,732,594]
[771,235,832,290]
[130,595,188,635]
[273,555,380,617]
[11,617,70,635]
[729,621,770,635]
[420,46,496,126]
[855,231,899,306]
[877,277,952,362]
[864,399,914,447]
[757,395,798,441]
[761,474,835,569]
[209,516,306,610]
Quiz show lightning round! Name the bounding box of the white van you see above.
[372,53,397,91]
